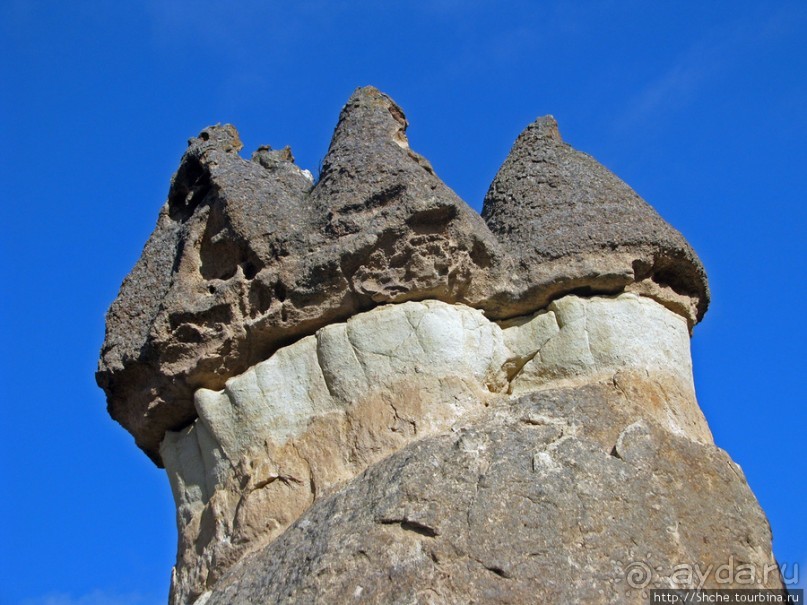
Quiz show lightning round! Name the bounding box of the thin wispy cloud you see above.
[417,0,489,17]
[19,591,162,605]
[144,0,350,54]
[145,0,270,50]
[616,34,732,132]
[1,0,43,49]
[620,55,714,129]
[616,3,805,133]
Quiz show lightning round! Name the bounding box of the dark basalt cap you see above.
[97,87,507,464]
[98,91,709,465]
[482,116,709,323]
[97,123,316,464]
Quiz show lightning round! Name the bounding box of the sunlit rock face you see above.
[202,387,780,605]
[481,116,709,327]
[98,87,783,605]
[160,294,714,603]
[97,88,708,465]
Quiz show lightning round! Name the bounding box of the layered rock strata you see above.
[98,86,783,604]
[98,87,708,464]
[203,386,779,605]
[162,294,712,603]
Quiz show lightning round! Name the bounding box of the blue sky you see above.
[1,1,804,603]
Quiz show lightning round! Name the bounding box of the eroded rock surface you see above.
[202,386,781,604]
[482,116,709,324]
[98,87,512,463]
[97,86,782,605]
[161,295,712,603]
[97,87,709,464]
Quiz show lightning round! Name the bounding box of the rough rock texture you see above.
[98,86,783,605]
[160,295,711,603]
[202,386,781,604]
[482,116,709,325]
[97,87,710,464]
[98,87,511,463]
[161,300,510,602]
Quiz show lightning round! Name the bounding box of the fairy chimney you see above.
[98,87,784,605]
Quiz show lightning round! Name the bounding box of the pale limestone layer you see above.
[505,294,709,442]
[160,294,710,605]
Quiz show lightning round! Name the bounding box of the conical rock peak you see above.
[99,90,708,463]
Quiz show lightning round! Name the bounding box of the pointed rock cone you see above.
[309,86,505,303]
[482,116,709,326]
[97,89,507,464]
[313,85,441,213]
[97,124,316,464]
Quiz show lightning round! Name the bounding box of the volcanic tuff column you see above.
[98,87,784,605]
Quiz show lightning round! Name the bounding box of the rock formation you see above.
[482,116,709,325]
[98,87,782,604]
